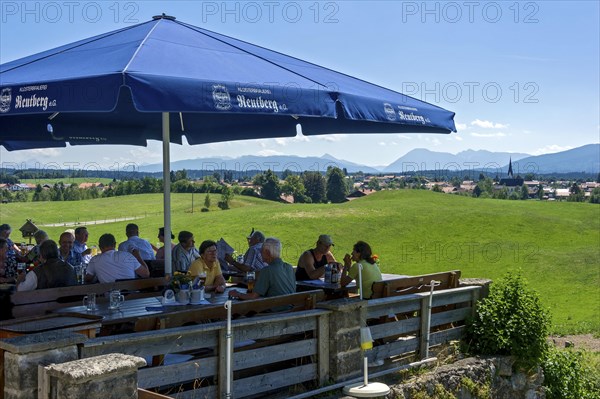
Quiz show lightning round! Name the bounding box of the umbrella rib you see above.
[174,20,329,90]
[122,19,164,77]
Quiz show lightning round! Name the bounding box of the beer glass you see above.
[83,293,96,311]
[109,290,125,310]
[246,271,255,293]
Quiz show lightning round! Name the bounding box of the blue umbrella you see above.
[0,14,456,273]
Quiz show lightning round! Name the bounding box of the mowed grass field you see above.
[1,190,598,334]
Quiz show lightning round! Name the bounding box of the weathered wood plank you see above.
[139,357,217,388]
[366,299,421,319]
[430,307,472,327]
[232,363,317,398]
[370,336,418,360]
[369,316,421,340]
[175,384,217,399]
[233,339,316,370]
[430,326,465,345]
[81,327,220,358]
[234,316,317,342]
[431,289,475,307]
[317,313,329,385]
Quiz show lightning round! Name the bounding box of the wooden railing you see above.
[1,285,482,399]
[79,309,332,398]
[365,285,480,365]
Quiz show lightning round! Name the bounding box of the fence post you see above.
[419,296,431,360]
[317,312,330,385]
[317,299,365,383]
[41,353,146,399]
[0,331,86,399]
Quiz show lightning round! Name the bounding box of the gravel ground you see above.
[549,334,600,352]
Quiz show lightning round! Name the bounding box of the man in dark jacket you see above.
[16,240,77,291]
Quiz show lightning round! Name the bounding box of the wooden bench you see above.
[371,270,461,299]
[10,277,168,319]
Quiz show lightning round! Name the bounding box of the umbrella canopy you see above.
[0,15,456,274]
[0,14,455,150]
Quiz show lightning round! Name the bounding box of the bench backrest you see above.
[371,270,461,299]
[134,289,325,331]
[10,277,168,319]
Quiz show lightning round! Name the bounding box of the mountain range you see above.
[137,144,599,175]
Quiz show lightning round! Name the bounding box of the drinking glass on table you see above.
[246,271,255,293]
[83,293,96,311]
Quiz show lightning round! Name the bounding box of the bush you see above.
[543,347,600,399]
[465,271,550,369]
[200,207,209,212]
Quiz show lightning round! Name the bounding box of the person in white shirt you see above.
[118,223,155,260]
[85,233,149,283]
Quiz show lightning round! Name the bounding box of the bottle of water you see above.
[324,263,332,283]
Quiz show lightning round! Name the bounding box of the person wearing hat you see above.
[155,227,176,260]
[295,234,338,281]
[224,230,268,272]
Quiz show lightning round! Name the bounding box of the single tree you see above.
[302,172,326,203]
[326,167,348,203]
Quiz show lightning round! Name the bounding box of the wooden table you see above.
[53,286,244,331]
[296,273,408,300]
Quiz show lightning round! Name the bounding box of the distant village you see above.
[2,160,599,204]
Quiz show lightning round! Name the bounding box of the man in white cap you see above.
[295,234,337,281]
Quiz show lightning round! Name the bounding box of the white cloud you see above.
[454,135,464,141]
[27,148,62,158]
[532,145,573,155]
[378,141,386,146]
[470,132,507,138]
[274,134,310,146]
[396,134,412,140]
[317,134,348,142]
[471,119,508,129]
[455,123,468,130]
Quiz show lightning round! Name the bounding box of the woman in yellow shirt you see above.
[189,240,226,293]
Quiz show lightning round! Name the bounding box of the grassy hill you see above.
[0,190,598,334]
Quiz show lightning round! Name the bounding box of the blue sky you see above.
[0,1,598,170]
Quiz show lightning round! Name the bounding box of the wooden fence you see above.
[80,309,331,398]
[0,285,482,399]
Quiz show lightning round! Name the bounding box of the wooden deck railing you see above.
[80,309,332,398]
[1,285,482,399]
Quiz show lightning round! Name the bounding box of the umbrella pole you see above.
[162,112,172,276]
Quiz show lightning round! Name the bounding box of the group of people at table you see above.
[0,222,383,299]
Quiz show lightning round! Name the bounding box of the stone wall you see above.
[389,356,545,399]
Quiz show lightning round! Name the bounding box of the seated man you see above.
[58,232,83,266]
[172,231,200,273]
[16,240,77,291]
[295,234,337,281]
[228,237,295,300]
[85,233,149,283]
[118,223,155,260]
[73,226,92,264]
[224,230,268,272]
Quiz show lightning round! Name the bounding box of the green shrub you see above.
[465,271,550,369]
[543,347,600,399]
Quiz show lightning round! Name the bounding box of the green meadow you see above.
[1,190,598,334]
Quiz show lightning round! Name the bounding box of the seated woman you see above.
[340,241,382,299]
[16,240,77,291]
[188,240,226,293]
[0,238,16,284]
